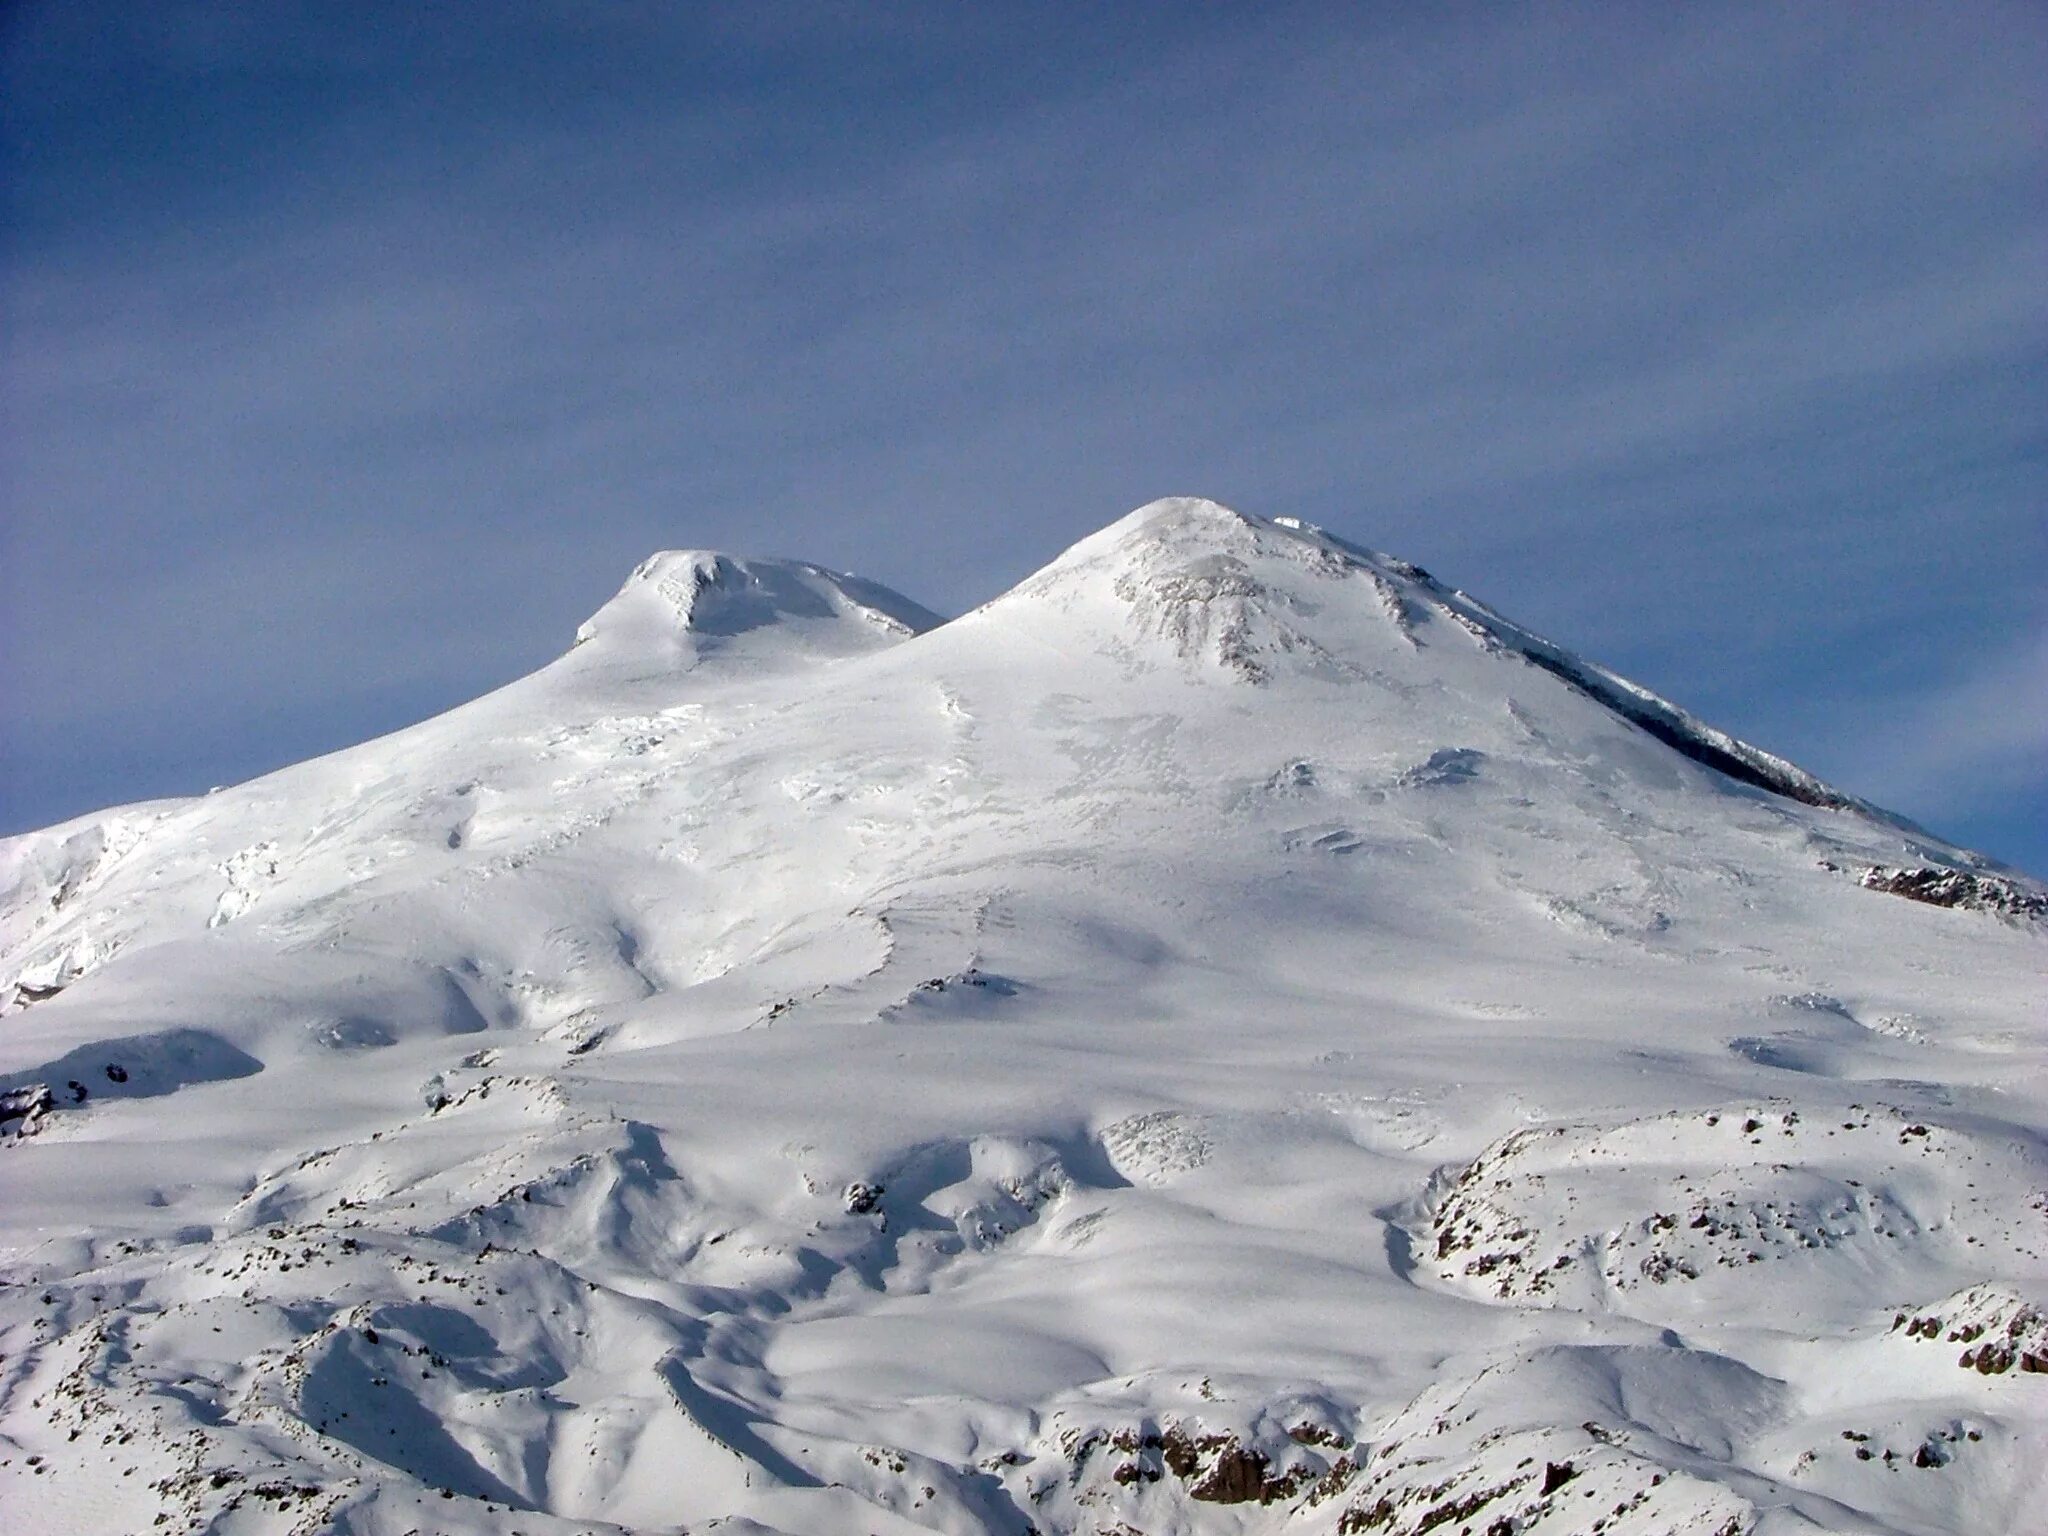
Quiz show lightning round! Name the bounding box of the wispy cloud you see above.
[1809,625,2048,864]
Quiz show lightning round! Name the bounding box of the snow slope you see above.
[1,498,2042,1536]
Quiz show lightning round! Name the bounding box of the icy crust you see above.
[0,806,178,1013]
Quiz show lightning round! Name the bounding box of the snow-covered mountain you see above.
[2,498,2042,1536]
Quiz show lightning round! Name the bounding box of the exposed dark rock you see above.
[1857,865,2047,921]
[1289,1420,1348,1448]
[1409,1477,1526,1533]
[1159,1426,1203,1481]
[1338,1495,1397,1533]
[1190,1443,1273,1504]
[1140,1425,1314,1506]
[1963,1344,2015,1374]
[2,1083,56,1137]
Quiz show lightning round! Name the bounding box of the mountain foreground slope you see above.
[2,498,2043,1536]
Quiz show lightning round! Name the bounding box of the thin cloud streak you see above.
[1818,627,2048,841]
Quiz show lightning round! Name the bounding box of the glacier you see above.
[1,498,2042,1536]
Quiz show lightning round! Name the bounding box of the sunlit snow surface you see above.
[2,500,2043,1536]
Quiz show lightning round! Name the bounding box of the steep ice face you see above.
[970,498,1878,816]
[983,501,1925,831]
[975,498,1417,680]
[1,500,2043,1536]
[570,549,943,670]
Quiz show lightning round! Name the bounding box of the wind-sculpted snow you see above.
[573,550,944,672]
[2,499,2044,1534]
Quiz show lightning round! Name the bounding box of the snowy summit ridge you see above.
[1,499,2044,1536]
[572,548,943,669]
[990,499,1876,813]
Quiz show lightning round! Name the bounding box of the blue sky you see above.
[4,3,2044,871]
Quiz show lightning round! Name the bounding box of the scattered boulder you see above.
[1,1082,56,1138]
[1896,1284,2048,1378]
